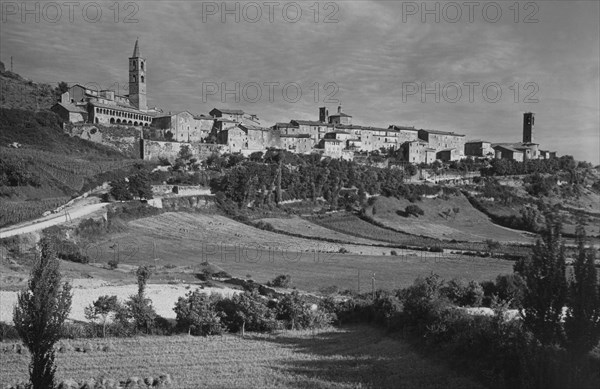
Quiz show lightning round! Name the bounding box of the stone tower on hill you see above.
[523,112,535,143]
[129,38,147,111]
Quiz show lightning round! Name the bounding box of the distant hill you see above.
[0,61,59,111]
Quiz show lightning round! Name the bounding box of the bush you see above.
[405,204,425,217]
[442,278,484,307]
[276,291,333,330]
[215,291,277,334]
[399,273,449,335]
[173,290,225,336]
[268,274,292,288]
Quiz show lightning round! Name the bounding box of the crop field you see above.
[257,216,388,246]
[0,197,70,228]
[0,326,485,389]
[366,195,532,243]
[78,212,514,291]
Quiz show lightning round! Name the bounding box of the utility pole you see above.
[371,272,376,299]
[10,56,13,72]
[357,269,360,293]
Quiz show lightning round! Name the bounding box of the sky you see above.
[1,0,598,164]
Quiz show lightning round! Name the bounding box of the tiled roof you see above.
[389,125,418,131]
[493,144,523,153]
[329,112,352,117]
[53,102,87,114]
[210,108,245,115]
[89,101,149,115]
[281,134,311,138]
[291,120,333,126]
[420,129,466,137]
[274,122,299,128]
[465,139,491,144]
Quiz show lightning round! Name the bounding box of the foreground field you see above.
[70,212,514,292]
[0,326,485,389]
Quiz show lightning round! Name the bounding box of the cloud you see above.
[0,0,598,163]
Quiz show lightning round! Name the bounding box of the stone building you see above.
[281,134,312,154]
[52,39,156,127]
[418,129,465,156]
[152,111,215,143]
[400,140,436,164]
[289,120,333,145]
[436,148,460,162]
[493,144,524,162]
[50,102,87,123]
[465,140,493,157]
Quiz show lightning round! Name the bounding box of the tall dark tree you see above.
[13,238,72,389]
[564,223,600,357]
[514,214,567,345]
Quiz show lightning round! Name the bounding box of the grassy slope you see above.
[0,69,58,111]
[0,109,138,227]
[77,212,514,291]
[366,194,532,243]
[0,326,485,389]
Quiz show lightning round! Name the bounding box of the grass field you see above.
[73,212,514,292]
[0,326,485,389]
[366,195,532,243]
[257,216,389,246]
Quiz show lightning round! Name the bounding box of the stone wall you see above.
[142,140,225,162]
[66,123,141,157]
[160,195,216,210]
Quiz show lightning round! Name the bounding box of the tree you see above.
[128,171,153,200]
[514,214,567,345]
[173,290,225,336]
[216,292,277,335]
[13,238,72,389]
[84,295,119,338]
[109,178,133,201]
[55,81,69,96]
[174,145,193,171]
[564,223,600,360]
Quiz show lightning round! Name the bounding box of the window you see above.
[141,76,145,83]
[141,62,144,70]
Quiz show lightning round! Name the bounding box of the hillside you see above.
[0,109,138,227]
[0,62,58,111]
[365,193,534,243]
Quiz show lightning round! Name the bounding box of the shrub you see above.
[442,278,484,307]
[215,291,277,334]
[405,204,424,217]
[276,291,333,330]
[494,273,527,308]
[268,274,292,288]
[173,290,225,336]
[399,273,449,335]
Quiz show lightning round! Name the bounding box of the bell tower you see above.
[523,112,535,143]
[129,38,147,111]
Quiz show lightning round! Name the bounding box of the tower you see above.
[523,112,535,143]
[129,39,147,111]
[319,107,329,123]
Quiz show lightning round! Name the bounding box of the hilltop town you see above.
[51,40,557,165]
